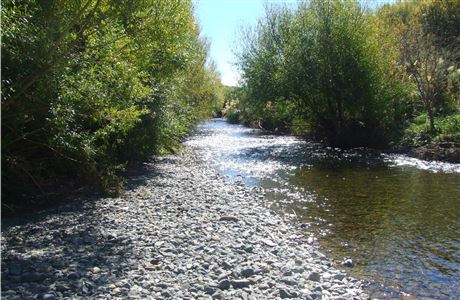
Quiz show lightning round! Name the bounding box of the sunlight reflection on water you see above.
[186,119,460,299]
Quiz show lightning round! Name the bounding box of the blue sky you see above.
[194,0,393,86]
[194,0,269,86]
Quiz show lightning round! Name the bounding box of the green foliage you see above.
[223,100,241,124]
[403,114,434,146]
[221,86,242,123]
[236,0,410,147]
[378,0,459,133]
[403,113,460,146]
[434,114,460,143]
[2,0,224,206]
[420,0,460,49]
[235,0,458,148]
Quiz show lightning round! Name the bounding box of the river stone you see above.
[156,283,169,289]
[240,268,255,277]
[230,279,251,288]
[220,261,233,270]
[219,216,239,222]
[279,287,299,299]
[310,291,322,300]
[161,291,172,298]
[343,258,354,267]
[22,273,46,282]
[308,272,321,282]
[9,265,22,276]
[212,291,225,299]
[67,272,80,280]
[204,286,217,295]
[281,277,298,286]
[218,279,231,290]
[262,239,277,247]
[42,293,56,300]
[243,245,254,253]
[334,273,346,281]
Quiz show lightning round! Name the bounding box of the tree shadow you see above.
[2,196,137,297]
[1,159,171,298]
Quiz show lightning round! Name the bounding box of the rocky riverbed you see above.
[2,147,369,299]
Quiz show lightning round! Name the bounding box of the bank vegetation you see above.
[225,0,459,156]
[2,0,224,211]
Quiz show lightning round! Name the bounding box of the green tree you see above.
[2,0,222,209]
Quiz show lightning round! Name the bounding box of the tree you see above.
[400,29,450,133]
[2,0,223,208]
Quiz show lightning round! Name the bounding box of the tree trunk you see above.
[427,104,435,133]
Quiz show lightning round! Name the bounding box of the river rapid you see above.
[186,119,460,299]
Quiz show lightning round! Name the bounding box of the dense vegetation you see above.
[227,0,459,149]
[2,0,224,210]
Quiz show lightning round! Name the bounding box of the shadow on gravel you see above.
[1,156,182,298]
[123,158,181,191]
[2,196,139,298]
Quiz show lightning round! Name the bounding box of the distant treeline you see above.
[226,0,459,149]
[2,0,224,208]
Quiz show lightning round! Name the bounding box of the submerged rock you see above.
[342,258,354,267]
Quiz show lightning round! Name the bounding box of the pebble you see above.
[231,279,251,288]
[240,268,255,277]
[219,216,239,222]
[343,258,354,267]
[308,271,321,282]
[21,273,46,282]
[42,294,56,300]
[218,279,231,290]
[279,287,299,298]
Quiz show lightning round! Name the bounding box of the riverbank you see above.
[236,118,460,164]
[1,146,368,299]
[411,140,460,163]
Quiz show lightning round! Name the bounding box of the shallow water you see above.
[185,119,460,299]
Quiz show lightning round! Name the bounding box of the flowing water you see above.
[185,119,460,299]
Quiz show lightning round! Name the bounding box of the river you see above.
[185,119,460,299]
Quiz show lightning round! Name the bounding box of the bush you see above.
[403,114,460,147]
[434,114,460,143]
[235,0,458,149]
[223,100,241,124]
[1,0,224,209]
[236,0,409,147]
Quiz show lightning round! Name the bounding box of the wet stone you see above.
[334,273,346,281]
[342,258,354,267]
[9,265,22,276]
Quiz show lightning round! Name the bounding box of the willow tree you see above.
[2,0,223,206]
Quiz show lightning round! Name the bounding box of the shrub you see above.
[1,0,224,209]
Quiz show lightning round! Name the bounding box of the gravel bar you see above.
[2,147,369,299]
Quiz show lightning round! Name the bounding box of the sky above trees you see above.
[194,0,395,86]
